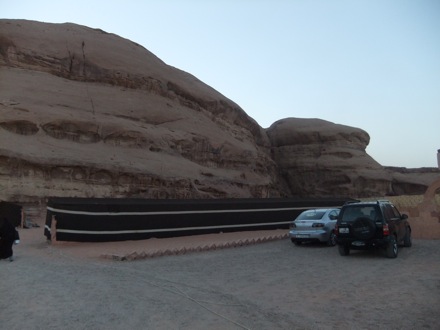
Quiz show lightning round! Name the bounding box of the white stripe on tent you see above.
[46,206,327,216]
[55,221,292,235]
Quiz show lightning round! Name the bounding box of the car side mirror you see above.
[329,214,336,220]
[401,214,408,220]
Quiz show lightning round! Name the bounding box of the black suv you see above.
[335,200,412,258]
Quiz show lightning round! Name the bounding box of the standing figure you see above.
[0,217,17,261]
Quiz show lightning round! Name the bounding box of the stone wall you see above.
[361,185,440,239]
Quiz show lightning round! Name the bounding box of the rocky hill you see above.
[267,118,439,197]
[0,19,438,205]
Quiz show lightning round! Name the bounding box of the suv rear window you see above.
[340,206,379,222]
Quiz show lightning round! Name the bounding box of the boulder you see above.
[266,118,439,197]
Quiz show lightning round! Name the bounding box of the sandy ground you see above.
[1,220,439,330]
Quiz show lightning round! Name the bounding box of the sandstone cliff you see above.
[0,19,438,205]
[0,19,285,203]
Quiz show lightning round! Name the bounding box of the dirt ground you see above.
[1,221,439,330]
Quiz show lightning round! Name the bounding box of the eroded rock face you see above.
[0,120,39,135]
[0,19,285,202]
[266,118,439,197]
[0,19,438,205]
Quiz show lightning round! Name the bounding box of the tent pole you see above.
[51,216,57,243]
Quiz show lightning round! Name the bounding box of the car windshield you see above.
[341,206,378,222]
[296,211,326,220]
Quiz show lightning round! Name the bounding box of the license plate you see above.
[339,227,349,234]
[352,241,365,247]
[296,234,309,238]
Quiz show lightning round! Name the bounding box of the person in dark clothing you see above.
[0,217,17,261]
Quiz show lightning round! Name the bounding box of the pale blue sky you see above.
[2,0,440,168]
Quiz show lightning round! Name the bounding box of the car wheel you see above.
[327,232,337,246]
[403,227,412,247]
[352,217,376,239]
[291,238,302,246]
[338,244,350,256]
[385,235,398,258]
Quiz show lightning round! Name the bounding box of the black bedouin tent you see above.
[44,197,353,242]
[0,201,22,227]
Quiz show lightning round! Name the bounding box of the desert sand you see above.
[1,217,439,330]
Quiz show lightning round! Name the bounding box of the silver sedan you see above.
[289,208,340,246]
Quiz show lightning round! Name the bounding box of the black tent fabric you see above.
[44,197,353,242]
[0,201,22,227]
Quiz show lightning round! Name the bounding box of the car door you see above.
[384,204,404,240]
[390,205,406,241]
[328,209,339,229]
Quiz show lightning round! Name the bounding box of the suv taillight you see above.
[334,223,338,236]
[383,224,390,236]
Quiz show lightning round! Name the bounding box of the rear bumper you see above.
[289,229,329,242]
[336,236,391,249]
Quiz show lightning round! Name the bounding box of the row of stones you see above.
[101,233,289,261]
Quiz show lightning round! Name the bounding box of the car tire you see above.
[291,238,302,246]
[385,235,398,258]
[338,244,350,256]
[327,232,337,246]
[403,227,412,247]
[352,217,376,240]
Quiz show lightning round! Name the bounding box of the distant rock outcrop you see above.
[267,118,389,197]
[0,19,438,206]
[267,118,439,197]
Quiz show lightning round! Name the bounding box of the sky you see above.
[2,0,440,168]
